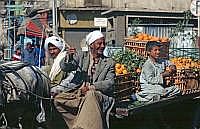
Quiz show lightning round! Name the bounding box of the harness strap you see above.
[3,65,29,102]
[0,113,7,128]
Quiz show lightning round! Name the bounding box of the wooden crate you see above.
[165,69,200,95]
[114,74,139,102]
[124,39,169,59]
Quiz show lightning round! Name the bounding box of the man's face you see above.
[89,37,105,56]
[149,46,160,60]
[48,44,61,59]
[26,43,32,49]
[16,49,21,55]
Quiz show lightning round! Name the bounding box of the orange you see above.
[115,68,123,74]
[121,64,126,70]
[122,69,128,74]
[115,63,121,69]
[136,68,141,73]
[165,67,170,71]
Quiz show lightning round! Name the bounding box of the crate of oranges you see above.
[165,69,200,95]
[165,57,200,94]
[112,49,145,102]
[170,57,200,70]
[114,71,139,102]
[114,63,138,102]
[124,33,170,59]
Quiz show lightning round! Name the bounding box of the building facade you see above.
[1,0,197,54]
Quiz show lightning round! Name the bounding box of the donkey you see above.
[0,61,51,129]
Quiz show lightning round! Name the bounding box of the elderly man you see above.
[53,30,116,129]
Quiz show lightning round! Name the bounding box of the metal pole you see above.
[52,0,57,35]
[197,0,200,37]
[7,0,11,60]
[198,16,200,37]
[14,19,16,51]
[197,0,200,49]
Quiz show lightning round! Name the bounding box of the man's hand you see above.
[66,47,76,61]
[169,65,177,74]
[161,71,171,78]
[79,82,89,95]
[88,85,95,90]
[67,47,76,55]
[50,86,65,97]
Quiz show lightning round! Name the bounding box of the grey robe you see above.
[136,58,180,103]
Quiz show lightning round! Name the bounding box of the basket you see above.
[165,69,200,95]
[124,39,169,59]
[114,74,139,102]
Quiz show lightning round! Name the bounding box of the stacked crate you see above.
[124,38,170,59]
[165,69,200,95]
[114,74,139,102]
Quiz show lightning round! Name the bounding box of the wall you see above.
[123,0,191,11]
[62,0,191,11]
[65,0,85,7]
[60,10,103,28]
[60,10,106,50]
[115,16,126,45]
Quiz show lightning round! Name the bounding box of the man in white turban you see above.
[44,36,78,94]
[54,30,116,129]
[43,36,67,87]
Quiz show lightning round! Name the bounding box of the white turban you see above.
[86,30,104,46]
[44,36,64,51]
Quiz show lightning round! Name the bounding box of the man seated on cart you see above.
[53,30,115,129]
[135,41,180,103]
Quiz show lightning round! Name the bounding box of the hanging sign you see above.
[94,18,107,27]
[190,0,200,16]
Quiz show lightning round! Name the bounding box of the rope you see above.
[0,113,7,128]
[2,79,52,101]
[0,64,53,100]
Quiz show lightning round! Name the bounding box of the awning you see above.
[17,13,50,38]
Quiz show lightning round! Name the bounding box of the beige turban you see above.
[86,30,104,45]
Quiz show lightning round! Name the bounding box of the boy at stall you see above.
[136,41,180,103]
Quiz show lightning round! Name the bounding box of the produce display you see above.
[113,32,199,102]
[124,33,170,59]
[125,33,170,43]
[112,49,145,76]
[170,57,200,70]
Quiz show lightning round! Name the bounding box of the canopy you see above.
[17,13,50,38]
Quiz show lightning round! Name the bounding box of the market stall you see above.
[112,33,200,118]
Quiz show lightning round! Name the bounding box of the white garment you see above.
[45,36,66,81]
[49,51,66,81]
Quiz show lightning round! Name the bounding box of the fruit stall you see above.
[112,33,200,118]
[112,49,145,102]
